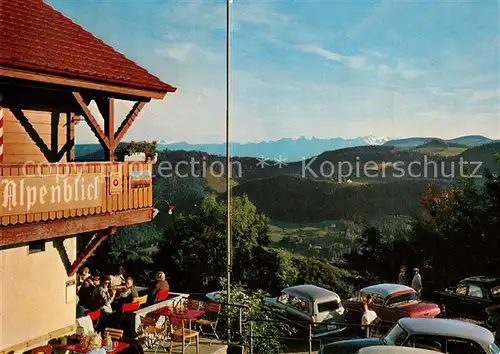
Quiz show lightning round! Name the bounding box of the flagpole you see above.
[225,0,232,342]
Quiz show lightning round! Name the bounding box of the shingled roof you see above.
[0,0,176,95]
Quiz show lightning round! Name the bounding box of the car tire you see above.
[484,312,495,330]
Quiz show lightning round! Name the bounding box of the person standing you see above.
[411,268,423,297]
[361,301,378,337]
[398,266,407,285]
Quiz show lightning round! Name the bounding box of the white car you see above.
[321,317,499,354]
[356,346,440,353]
[263,284,346,337]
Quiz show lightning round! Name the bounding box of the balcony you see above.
[0,161,153,246]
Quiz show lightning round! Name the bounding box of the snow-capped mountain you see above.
[158,135,394,162]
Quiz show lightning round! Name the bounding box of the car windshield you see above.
[386,292,419,307]
[491,342,500,354]
[317,300,340,312]
[382,323,408,346]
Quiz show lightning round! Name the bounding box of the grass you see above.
[205,168,238,193]
[414,146,468,156]
[268,220,345,243]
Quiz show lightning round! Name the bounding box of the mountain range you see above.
[155,135,495,161]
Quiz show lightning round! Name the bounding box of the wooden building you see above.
[0,0,176,351]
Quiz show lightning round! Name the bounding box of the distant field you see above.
[414,146,468,156]
[268,220,345,242]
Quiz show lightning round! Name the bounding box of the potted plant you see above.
[116,140,158,163]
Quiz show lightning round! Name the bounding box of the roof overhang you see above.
[0,65,176,101]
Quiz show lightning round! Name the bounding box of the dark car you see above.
[432,276,500,329]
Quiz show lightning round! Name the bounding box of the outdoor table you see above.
[151,306,205,329]
[53,341,129,353]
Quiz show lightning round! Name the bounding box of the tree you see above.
[156,194,270,292]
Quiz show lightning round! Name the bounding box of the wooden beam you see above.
[0,66,172,100]
[0,208,152,247]
[66,227,116,276]
[66,113,75,161]
[114,101,147,143]
[96,97,115,160]
[72,92,110,149]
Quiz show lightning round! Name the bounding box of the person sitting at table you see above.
[151,271,169,300]
[77,277,95,309]
[92,275,116,314]
[114,277,139,306]
[78,266,91,285]
[110,265,126,288]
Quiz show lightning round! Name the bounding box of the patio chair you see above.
[133,295,148,306]
[195,302,221,340]
[137,315,169,354]
[104,327,124,340]
[183,298,201,310]
[169,316,200,354]
[87,308,101,329]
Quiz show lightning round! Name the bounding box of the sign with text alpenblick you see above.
[0,174,102,216]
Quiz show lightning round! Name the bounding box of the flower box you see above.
[117,141,158,163]
[123,152,158,163]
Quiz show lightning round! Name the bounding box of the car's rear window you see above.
[491,286,500,297]
[317,300,340,312]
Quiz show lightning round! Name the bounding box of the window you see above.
[446,338,484,354]
[404,335,444,351]
[277,293,289,304]
[467,284,484,298]
[455,284,468,295]
[361,292,384,306]
[383,323,408,346]
[288,295,310,314]
[317,300,340,313]
[386,292,419,308]
[28,240,46,254]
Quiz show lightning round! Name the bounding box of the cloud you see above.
[297,44,366,69]
[470,89,499,101]
[155,42,219,62]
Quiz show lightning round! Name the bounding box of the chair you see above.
[104,327,124,340]
[31,344,52,354]
[195,302,221,340]
[121,301,140,313]
[155,289,169,302]
[87,308,101,329]
[137,316,169,354]
[183,298,201,310]
[133,295,148,306]
[169,316,200,354]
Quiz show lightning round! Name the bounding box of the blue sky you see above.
[48,0,500,143]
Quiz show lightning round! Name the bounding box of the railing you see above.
[0,161,152,226]
[212,302,394,354]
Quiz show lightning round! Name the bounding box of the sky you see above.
[48,0,500,144]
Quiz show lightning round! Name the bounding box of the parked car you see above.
[355,346,441,354]
[432,276,500,329]
[319,317,499,354]
[343,283,442,335]
[263,284,346,337]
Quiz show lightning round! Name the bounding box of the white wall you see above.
[0,237,77,351]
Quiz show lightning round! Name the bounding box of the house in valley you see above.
[0,0,176,351]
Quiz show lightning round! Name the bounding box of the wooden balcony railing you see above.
[0,162,153,227]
